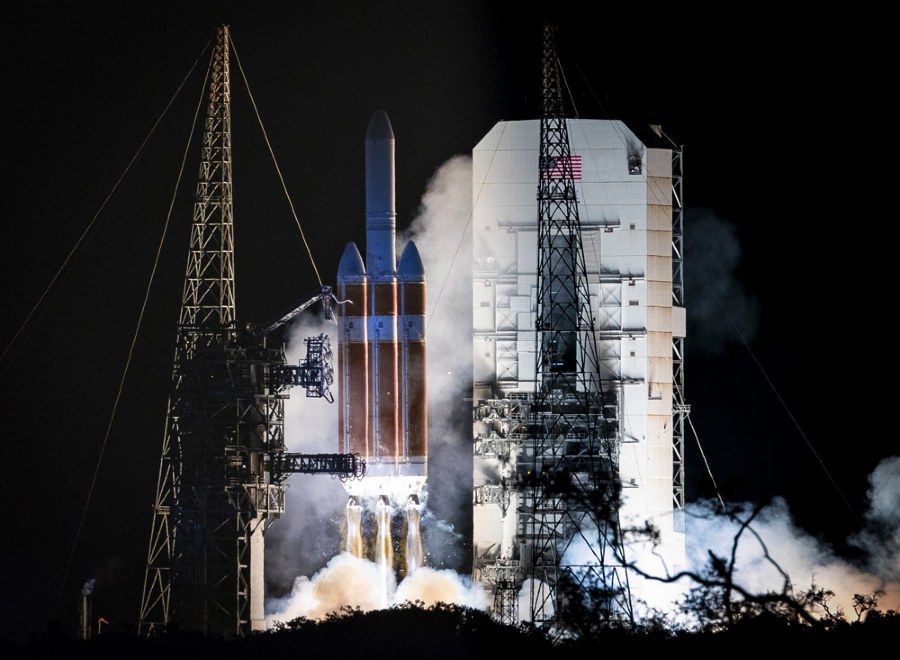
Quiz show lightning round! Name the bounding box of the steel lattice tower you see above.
[140,26,287,636]
[522,25,633,629]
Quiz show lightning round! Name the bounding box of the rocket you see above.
[337,110,427,501]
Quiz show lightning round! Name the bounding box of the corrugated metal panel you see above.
[647,306,672,331]
[648,204,672,230]
[645,148,673,177]
[647,229,671,257]
[647,331,670,358]
[649,357,674,384]
[648,384,674,415]
[647,255,672,281]
[647,281,671,307]
[645,415,672,449]
[647,176,670,206]
[645,478,673,512]
[647,446,673,478]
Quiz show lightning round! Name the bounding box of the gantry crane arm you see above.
[262,285,337,335]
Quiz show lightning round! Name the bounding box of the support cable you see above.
[53,61,211,616]
[560,35,899,584]
[562,38,873,535]
[686,235,863,524]
[0,38,212,378]
[425,122,508,332]
[230,37,322,285]
[686,415,727,512]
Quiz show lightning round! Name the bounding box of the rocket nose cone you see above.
[398,241,425,280]
[337,242,366,278]
[366,109,394,141]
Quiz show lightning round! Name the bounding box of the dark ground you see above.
[4,605,898,658]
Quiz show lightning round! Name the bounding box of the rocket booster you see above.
[338,111,427,498]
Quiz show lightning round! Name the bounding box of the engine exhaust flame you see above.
[344,498,364,558]
[375,497,394,607]
[405,498,424,575]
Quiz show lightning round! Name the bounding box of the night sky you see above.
[0,1,887,642]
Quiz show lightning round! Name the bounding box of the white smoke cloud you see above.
[852,455,900,580]
[623,456,900,621]
[265,317,345,591]
[267,553,487,626]
[398,154,474,568]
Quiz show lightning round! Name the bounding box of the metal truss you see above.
[474,397,526,460]
[271,333,335,401]
[474,436,517,460]
[473,484,513,515]
[670,145,688,526]
[490,563,522,625]
[268,452,365,480]
[140,27,286,636]
[521,25,633,630]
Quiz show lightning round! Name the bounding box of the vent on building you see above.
[628,155,642,175]
[628,300,639,306]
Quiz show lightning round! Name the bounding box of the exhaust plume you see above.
[398,154,474,568]
[267,553,487,626]
[624,456,900,620]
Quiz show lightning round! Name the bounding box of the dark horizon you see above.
[0,1,890,642]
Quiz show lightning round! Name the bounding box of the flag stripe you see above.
[541,155,582,180]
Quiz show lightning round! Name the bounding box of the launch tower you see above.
[472,26,687,628]
[139,27,360,637]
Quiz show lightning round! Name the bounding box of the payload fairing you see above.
[337,110,427,501]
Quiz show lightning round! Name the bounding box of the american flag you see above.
[541,155,582,180]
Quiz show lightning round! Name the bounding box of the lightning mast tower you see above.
[140,26,284,635]
[523,25,632,628]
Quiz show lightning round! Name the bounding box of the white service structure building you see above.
[471,118,687,613]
